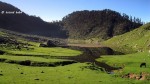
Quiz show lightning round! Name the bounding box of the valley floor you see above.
[0,46,150,84]
[1,23,150,83]
[1,62,149,84]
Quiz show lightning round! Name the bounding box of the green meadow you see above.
[4,47,82,57]
[96,52,150,73]
[0,23,150,84]
[96,23,150,82]
[1,62,149,84]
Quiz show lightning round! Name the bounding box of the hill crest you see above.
[61,9,143,40]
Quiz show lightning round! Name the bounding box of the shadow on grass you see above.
[0,58,77,67]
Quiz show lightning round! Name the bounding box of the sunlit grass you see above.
[0,55,65,62]
[1,62,148,84]
[5,47,82,56]
[102,23,150,54]
[96,51,150,74]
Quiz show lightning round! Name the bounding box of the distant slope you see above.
[102,23,150,53]
[0,28,68,46]
[62,9,142,40]
[0,1,68,38]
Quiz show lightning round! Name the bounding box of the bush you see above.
[19,60,31,66]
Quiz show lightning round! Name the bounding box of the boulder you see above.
[39,43,47,47]
[47,40,57,47]
[0,37,6,43]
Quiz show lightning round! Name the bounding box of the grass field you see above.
[96,51,150,73]
[1,62,149,84]
[0,55,67,62]
[3,47,82,57]
[1,51,150,83]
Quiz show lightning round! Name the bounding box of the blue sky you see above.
[1,0,150,22]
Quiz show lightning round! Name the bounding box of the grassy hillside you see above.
[102,23,150,54]
[96,23,150,81]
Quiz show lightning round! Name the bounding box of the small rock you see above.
[34,78,40,80]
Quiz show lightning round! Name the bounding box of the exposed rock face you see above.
[122,72,150,80]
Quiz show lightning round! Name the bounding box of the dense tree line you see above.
[61,9,143,40]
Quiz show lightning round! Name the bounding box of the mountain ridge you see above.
[0,1,143,41]
[0,1,68,38]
